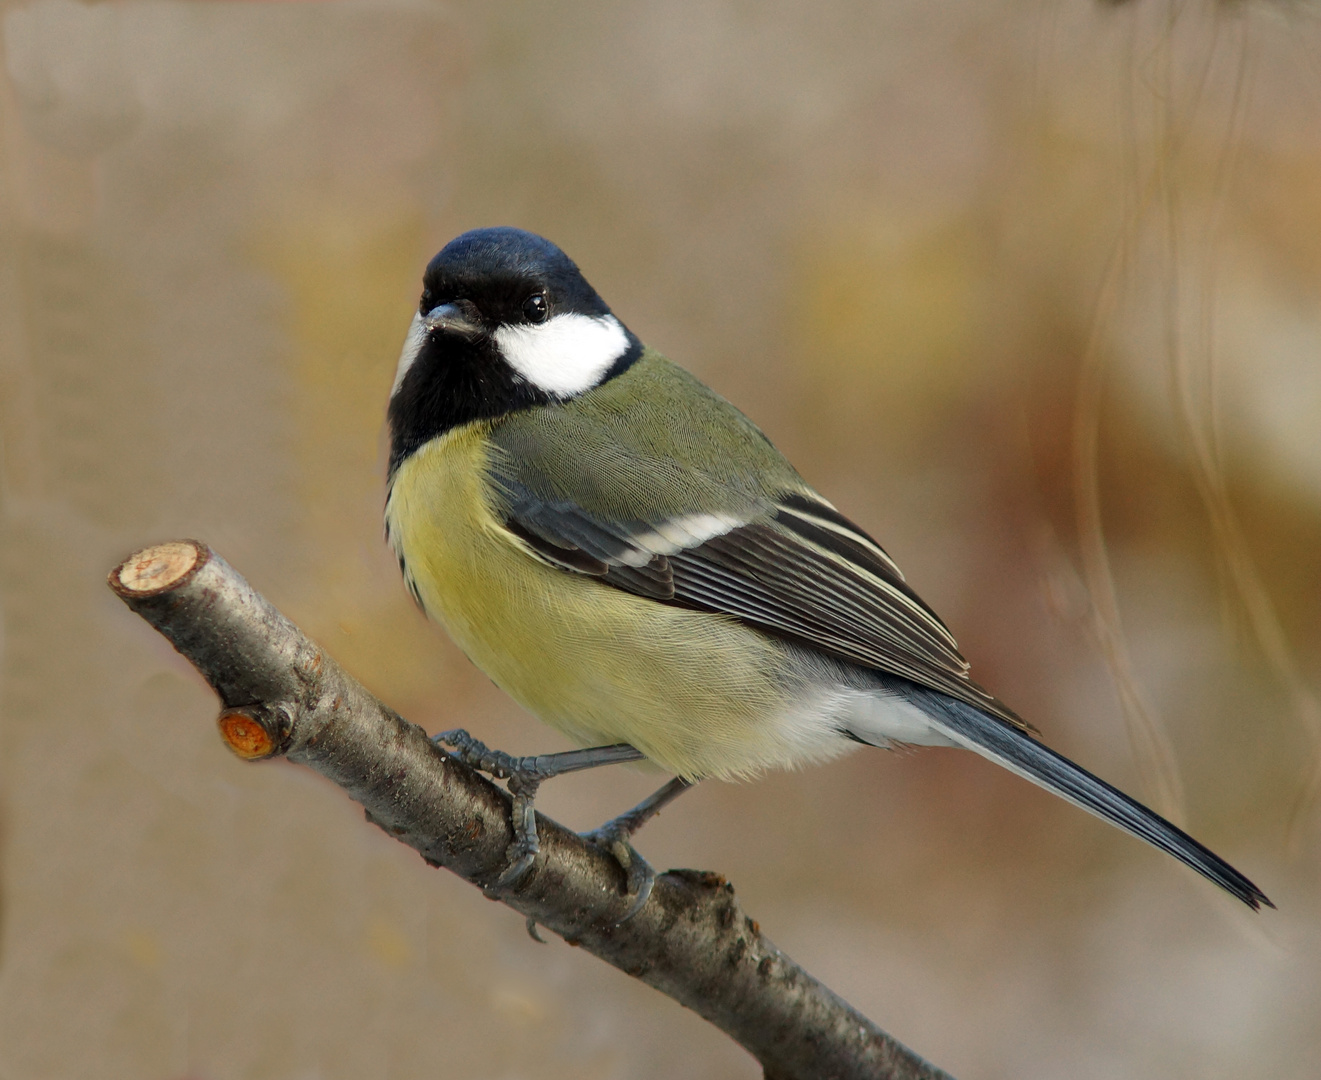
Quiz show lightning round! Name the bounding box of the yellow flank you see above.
[386,423,807,780]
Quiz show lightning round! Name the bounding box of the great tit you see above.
[385,226,1269,911]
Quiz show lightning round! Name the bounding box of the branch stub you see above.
[218,709,280,759]
[110,540,208,597]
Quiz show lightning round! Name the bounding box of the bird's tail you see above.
[898,684,1272,911]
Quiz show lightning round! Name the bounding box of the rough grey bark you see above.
[109,539,955,1080]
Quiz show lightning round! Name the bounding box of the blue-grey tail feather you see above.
[890,681,1271,911]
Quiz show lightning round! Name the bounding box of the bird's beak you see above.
[422,302,484,341]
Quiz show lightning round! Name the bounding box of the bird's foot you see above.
[580,776,696,922]
[580,818,657,923]
[495,770,543,888]
[434,729,548,889]
[435,728,537,784]
[433,729,646,891]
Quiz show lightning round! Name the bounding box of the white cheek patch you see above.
[493,313,630,397]
[391,311,427,397]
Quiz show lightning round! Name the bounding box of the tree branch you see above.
[109,539,955,1080]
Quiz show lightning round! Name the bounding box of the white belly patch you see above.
[772,682,956,760]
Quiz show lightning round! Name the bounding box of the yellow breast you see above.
[384,424,806,779]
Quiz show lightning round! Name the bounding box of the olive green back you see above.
[488,350,808,522]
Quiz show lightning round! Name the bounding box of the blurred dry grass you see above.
[1,0,1320,1077]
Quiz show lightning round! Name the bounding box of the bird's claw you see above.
[435,728,522,779]
[437,728,544,890]
[434,729,672,918]
[495,842,538,889]
[581,822,657,922]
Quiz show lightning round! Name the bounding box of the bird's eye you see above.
[522,293,549,324]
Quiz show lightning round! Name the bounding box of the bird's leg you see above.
[434,729,645,888]
[581,776,696,921]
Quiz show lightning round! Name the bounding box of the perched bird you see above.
[385,226,1269,913]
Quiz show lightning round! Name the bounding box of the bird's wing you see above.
[489,458,1035,737]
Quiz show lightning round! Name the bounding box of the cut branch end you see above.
[218,710,279,759]
[110,540,208,597]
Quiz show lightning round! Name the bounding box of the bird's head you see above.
[388,228,640,471]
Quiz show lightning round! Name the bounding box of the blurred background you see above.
[2,0,1319,1076]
